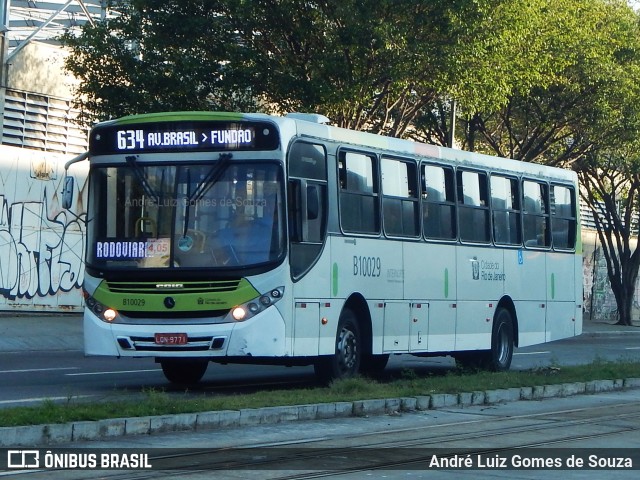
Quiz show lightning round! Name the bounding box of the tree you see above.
[411,0,632,158]
[572,4,640,326]
[577,147,640,326]
[219,0,535,134]
[61,0,253,125]
[460,0,640,325]
[409,0,594,151]
[62,0,553,133]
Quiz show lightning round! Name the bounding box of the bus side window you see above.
[381,157,419,237]
[422,164,456,240]
[491,175,521,245]
[457,170,490,243]
[522,180,550,247]
[339,151,380,234]
[550,184,576,250]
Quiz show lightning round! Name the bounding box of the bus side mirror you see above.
[62,176,74,209]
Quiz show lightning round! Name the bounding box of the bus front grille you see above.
[122,335,225,352]
[106,279,241,294]
[119,309,229,319]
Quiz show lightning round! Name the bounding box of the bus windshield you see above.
[86,160,285,270]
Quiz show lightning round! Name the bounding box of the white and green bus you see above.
[64,111,582,384]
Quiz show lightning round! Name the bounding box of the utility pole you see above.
[448,99,457,149]
[0,0,9,137]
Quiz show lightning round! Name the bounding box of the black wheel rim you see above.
[336,326,358,375]
[496,323,511,367]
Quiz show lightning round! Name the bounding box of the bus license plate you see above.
[154,333,188,345]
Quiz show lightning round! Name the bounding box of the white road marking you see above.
[0,395,93,405]
[0,367,78,374]
[65,369,160,376]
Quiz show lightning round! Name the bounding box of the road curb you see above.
[1,377,639,448]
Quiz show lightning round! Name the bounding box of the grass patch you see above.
[0,360,638,428]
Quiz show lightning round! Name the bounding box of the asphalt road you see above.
[0,315,638,408]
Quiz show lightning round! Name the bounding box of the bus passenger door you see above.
[546,252,576,341]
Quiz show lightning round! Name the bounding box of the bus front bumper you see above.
[83,306,287,358]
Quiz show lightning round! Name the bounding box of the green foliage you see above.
[61,0,640,147]
[0,361,639,427]
[61,0,257,125]
[60,1,640,323]
[445,0,640,163]
[63,0,594,134]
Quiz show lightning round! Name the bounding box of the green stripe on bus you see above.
[332,262,339,297]
[92,278,259,312]
[444,268,449,298]
[113,111,246,125]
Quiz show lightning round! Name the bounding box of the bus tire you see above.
[361,354,389,376]
[160,359,209,385]
[314,308,362,383]
[454,308,514,372]
[487,307,514,371]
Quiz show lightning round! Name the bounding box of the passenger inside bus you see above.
[211,194,278,265]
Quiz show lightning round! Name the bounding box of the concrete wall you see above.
[6,41,77,98]
[0,145,87,311]
[583,229,640,322]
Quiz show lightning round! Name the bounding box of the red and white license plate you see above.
[154,333,188,345]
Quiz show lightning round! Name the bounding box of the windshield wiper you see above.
[189,153,233,203]
[182,168,192,239]
[125,155,160,204]
[180,153,232,242]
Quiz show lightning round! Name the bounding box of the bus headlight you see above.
[232,306,247,321]
[83,290,118,323]
[103,308,118,322]
[231,286,284,322]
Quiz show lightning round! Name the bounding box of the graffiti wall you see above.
[582,229,640,323]
[0,145,88,311]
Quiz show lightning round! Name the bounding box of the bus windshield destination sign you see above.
[89,120,280,154]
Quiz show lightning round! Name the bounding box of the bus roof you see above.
[94,111,576,183]
[288,115,576,183]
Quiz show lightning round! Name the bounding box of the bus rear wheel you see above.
[314,308,362,383]
[454,307,514,372]
[160,358,209,385]
[487,307,514,371]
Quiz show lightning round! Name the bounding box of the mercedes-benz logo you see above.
[164,297,176,309]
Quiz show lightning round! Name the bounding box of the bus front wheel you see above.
[160,359,209,385]
[314,308,362,383]
[361,354,389,376]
